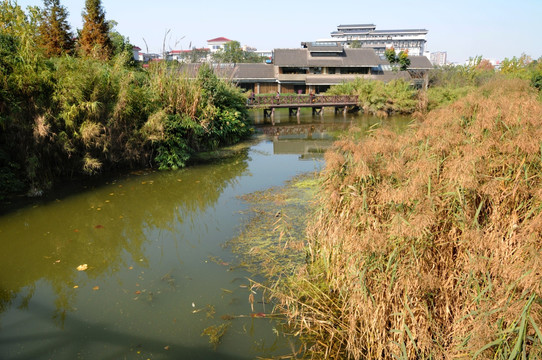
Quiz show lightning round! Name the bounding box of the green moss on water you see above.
[201,322,231,349]
[227,173,318,280]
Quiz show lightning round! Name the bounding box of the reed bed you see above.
[274,78,542,359]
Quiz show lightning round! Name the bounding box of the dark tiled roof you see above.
[408,56,432,69]
[274,48,381,68]
[274,49,309,67]
[342,49,381,66]
[233,64,275,80]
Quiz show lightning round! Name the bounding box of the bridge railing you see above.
[247,94,359,107]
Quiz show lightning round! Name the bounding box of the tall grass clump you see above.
[276,78,542,359]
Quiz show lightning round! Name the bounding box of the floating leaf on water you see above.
[109,193,114,196]
[76,264,88,271]
[74,229,80,233]
[249,293,255,312]
[94,225,104,229]
[128,266,133,270]
[135,290,141,295]
[164,345,170,351]
[192,302,195,308]
[92,286,99,291]
[73,285,79,289]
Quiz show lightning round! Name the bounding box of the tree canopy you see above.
[385,47,410,71]
[79,0,112,60]
[212,41,264,64]
[38,0,74,57]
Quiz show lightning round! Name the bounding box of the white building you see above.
[207,37,232,53]
[320,24,428,56]
[430,51,447,66]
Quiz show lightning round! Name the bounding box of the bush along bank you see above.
[274,79,542,359]
[0,46,251,199]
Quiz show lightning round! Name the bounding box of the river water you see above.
[0,109,410,359]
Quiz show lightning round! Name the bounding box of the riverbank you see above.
[1,2,252,201]
[272,78,542,359]
[0,51,252,200]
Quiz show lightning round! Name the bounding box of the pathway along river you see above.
[0,109,410,359]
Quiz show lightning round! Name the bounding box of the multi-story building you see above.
[321,24,428,56]
[430,51,447,66]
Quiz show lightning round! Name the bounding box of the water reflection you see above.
[0,150,250,315]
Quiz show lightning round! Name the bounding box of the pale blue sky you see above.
[15,0,542,63]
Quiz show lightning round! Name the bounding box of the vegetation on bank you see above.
[326,54,542,116]
[0,1,251,199]
[274,78,542,359]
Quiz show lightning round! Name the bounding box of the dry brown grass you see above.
[275,79,542,359]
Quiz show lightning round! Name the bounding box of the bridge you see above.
[247,94,359,118]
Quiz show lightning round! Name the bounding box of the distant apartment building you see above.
[318,24,428,56]
[430,51,447,66]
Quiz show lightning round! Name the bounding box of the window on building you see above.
[311,67,322,74]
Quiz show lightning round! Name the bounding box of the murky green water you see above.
[0,109,411,359]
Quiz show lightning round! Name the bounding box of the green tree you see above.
[212,40,264,64]
[385,47,410,71]
[350,40,361,48]
[38,0,74,57]
[384,47,396,64]
[79,0,112,60]
[213,40,243,63]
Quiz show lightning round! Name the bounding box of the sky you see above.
[14,0,542,63]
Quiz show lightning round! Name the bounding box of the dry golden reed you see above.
[276,79,542,359]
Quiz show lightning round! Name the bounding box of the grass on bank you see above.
[272,78,542,359]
